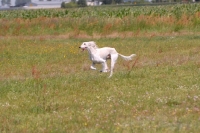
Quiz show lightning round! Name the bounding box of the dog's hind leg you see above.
[100,61,109,72]
[108,54,118,78]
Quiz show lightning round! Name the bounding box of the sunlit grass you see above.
[0,34,200,132]
[0,4,200,132]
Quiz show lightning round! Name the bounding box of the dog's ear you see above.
[90,42,97,48]
[87,42,92,47]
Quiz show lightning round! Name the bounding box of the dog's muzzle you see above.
[79,47,86,49]
[79,47,86,51]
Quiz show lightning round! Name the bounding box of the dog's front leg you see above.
[90,62,96,70]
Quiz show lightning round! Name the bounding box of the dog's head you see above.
[79,41,98,51]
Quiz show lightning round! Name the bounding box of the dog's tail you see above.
[119,54,136,61]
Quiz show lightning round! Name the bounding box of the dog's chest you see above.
[89,54,105,63]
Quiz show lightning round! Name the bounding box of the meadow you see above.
[0,4,200,133]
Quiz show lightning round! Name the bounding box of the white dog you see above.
[79,41,136,78]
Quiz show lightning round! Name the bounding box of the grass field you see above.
[1,4,200,133]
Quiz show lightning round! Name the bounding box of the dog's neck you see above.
[86,46,98,61]
[86,46,97,55]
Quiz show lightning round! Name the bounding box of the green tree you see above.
[102,0,112,4]
[115,0,123,4]
[77,0,87,7]
[102,0,122,4]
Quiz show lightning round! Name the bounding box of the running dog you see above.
[79,41,136,78]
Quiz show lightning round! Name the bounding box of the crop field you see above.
[0,4,200,133]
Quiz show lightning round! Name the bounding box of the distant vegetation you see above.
[61,0,87,8]
[1,4,200,19]
[0,4,200,36]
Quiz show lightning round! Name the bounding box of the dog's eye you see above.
[84,43,86,45]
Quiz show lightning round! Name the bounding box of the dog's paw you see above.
[90,66,96,70]
[100,70,109,73]
[106,69,110,72]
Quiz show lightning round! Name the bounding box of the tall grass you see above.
[1,4,200,36]
[0,14,199,36]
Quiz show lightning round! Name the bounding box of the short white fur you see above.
[79,41,136,78]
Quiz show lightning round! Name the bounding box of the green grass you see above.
[1,4,200,132]
[0,35,200,132]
